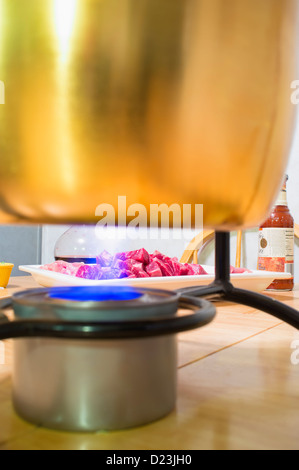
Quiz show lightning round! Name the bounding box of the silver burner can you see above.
[0,286,215,432]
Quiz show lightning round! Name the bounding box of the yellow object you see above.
[180,229,215,264]
[0,0,297,229]
[0,263,14,288]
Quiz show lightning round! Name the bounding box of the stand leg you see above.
[223,286,299,329]
[177,231,299,330]
[177,232,232,297]
[175,283,224,298]
[214,231,231,284]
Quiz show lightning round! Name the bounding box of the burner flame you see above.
[48,286,142,302]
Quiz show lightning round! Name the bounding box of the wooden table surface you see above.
[0,276,299,450]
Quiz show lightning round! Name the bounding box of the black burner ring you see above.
[0,287,217,340]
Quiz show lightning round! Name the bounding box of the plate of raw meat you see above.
[19,249,290,293]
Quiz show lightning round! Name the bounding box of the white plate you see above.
[18,265,291,293]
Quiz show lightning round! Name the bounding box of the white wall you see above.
[286,116,299,283]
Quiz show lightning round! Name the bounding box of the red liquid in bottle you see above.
[258,177,294,291]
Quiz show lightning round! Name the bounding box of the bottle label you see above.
[258,227,294,275]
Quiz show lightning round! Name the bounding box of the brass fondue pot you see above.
[0,0,297,228]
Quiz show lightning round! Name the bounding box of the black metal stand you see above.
[178,232,299,330]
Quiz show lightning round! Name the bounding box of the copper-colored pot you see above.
[0,0,297,228]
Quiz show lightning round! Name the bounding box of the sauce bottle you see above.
[258,176,294,291]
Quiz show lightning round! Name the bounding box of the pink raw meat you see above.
[96,250,113,267]
[76,265,100,280]
[113,248,150,266]
[41,248,244,281]
[171,260,190,276]
[230,266,251,273]
[152,257,174,277]
[145,261,163,277]
[41,260,84,277]
[130,262,149,278]
[187,264,208,275]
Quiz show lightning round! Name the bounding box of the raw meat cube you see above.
[41,260,84,277]
[146,261,163,277]
[187,264,208,275]
[230,266,251,273]
[152,257,174,277]
[130,262,149,278]
[76,265,99,280]
[96,250,113,267]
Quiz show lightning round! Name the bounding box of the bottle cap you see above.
[275,175,288,206]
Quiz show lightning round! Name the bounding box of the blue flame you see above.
[48,286,143,302]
